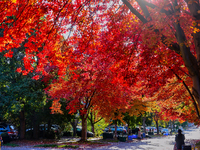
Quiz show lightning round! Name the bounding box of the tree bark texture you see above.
[114,122,117,139]
[20,108,25,139]
[156,120,159,135]
[70,119,78,137]
[142,117,146,133]
[33,112,39,139]
[81,114,87,141]
[122,0,200,116]
[174,0,200,110]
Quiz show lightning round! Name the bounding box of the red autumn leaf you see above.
[32,75,40,80]
[16,68,22,73]
[4,51,13,58]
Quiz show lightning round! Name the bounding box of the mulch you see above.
[8,139,57,145]
[4,139,111,149]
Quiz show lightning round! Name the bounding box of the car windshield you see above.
[10,125,15,130]
[77,128,81,131]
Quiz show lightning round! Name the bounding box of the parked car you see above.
[0,123,18,140]
[76,126,94,137]
[26,124,62,139]
[140,126,145,132]
[152,127,157,133]
[39,124,62,134]
[132,127,140,134]
[161,128,171,135]
[145,127,150,132]
[104,125,127,134]
[40,124,63,139]
[158,127,163,133]
[0,125,11,143]
[146,127,157,133]
[117,126,127,134]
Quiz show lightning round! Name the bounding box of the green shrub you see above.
[34,144,57,147]
[3,143,19,147]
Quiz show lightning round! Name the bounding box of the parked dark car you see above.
[39,124,61,133]
[104,125,127,134]
[39,124,62,139]
[26,124,62,139]
[76,126,94,137]
[0,125,10,143]
[0,123,18,141]
[158,127,163,133]
[132,127,140,134]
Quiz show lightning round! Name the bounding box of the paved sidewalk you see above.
[2,127,200,150]
[0,138,168,150]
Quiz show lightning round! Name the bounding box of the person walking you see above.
[175,129,185,150]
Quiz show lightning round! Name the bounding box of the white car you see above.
[152,127,157,133]
[146,127,157,133]
[161,128,170,135]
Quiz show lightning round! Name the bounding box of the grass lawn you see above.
[3,143,19,147]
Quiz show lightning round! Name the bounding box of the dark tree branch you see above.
[122,0,181,54]
[136,0,152,20]
[184,0,200,19]
[142,0,173,15]
[171,68,200,119]
[85,89,96,110]
[173,0,199,76]
[121,0,148,23]
[94,117,103,124]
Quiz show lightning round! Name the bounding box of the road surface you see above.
[2,126,200,150]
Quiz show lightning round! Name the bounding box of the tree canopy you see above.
[1,0,200,133]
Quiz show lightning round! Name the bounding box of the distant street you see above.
[93,126,200,150]
[93,135,175,150]
[2,126,200,150]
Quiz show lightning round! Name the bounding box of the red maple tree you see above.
[2,0,200,135]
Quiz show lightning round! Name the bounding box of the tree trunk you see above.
[72,124,77,137]
[155,120,159,135]
[33,112,39,139]
[81,114,87,141]
[70,119,78,137]
[20,108,25,139]
[114,121,117,139]
[169,120,172,134]
[173,0,200,114]
[142,117,146,133]
[88,110,102,136]
[127,124,130,135]
[47,120,51,133]
[172,120,175,132]
[90,111,95,135]
[91,123,95,135]
[122,0,200,118]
